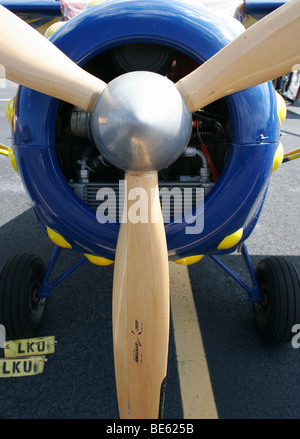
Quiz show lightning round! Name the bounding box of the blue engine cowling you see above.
[12,0,280,261]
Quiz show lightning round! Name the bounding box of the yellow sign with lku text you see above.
[0,336,55,378]
[4,336,55,358]
[0,356,46,377]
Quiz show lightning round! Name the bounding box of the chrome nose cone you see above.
[90,71,192,171]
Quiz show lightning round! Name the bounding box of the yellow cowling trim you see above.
[217,228,243,250]
[6,97,14,125]
[0,145,18,173]
[174,255,204,265]
[86,0,107,8]
[47,227,72,249]
[276,92,287,125]
[272,142,284,172]
[44,21,65,39]
[84,254,114,266]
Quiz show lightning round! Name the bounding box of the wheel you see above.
[253,256,300,344]
[0,254,46,340]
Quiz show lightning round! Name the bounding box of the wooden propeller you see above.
[112,171,169,419]
[0,5,106,111]
[0,0,299,419]
[176,0,300,112]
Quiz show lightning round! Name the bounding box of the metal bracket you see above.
[37,246,87,299]
[283,148,300,163]
[209,243,264,302]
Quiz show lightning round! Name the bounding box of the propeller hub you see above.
[90,71,192,171]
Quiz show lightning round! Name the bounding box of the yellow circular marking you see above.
[217,228,244,250]
[276,91,287,125]
[6,97,14,125]
[44,21,65,39]
[8,148,18,173]
[84,254,114,266]
[86,0,106,9]
[47,227,72,248]
[272,142,284,172]
[174,255,204,265]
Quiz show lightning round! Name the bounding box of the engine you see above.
[54,44,231,220]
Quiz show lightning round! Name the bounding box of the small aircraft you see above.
[0,0,299,419]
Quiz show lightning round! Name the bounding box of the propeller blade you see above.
[176,0,300,112]
[113,171,169,419]
[0,5,106,111]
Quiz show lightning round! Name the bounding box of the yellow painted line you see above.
[26,18,42,24]
[169,262,218,419]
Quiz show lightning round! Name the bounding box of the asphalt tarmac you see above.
[0,79,300,420]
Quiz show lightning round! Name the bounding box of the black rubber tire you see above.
[0,254,46,340]
[253,256,300,344]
